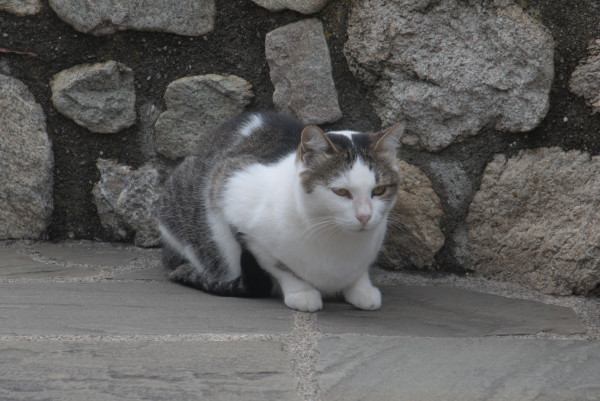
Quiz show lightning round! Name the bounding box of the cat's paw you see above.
[284,290,323,312]
[344,285,381,311]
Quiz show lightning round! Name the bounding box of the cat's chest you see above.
[270,229,384,292]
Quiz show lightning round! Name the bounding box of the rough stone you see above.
[0,341,298,401]
[344,0,554,151]
[250,0,331,14]
[569,39,600,113]
[92,159,161,247]
[317,336,600,401]
[427,160,473,213]
[0,247,98,280]
[50,61,136,134]
[154,74,253,160]
[378,160,444,270]
[466,147,600,295]
[0,0,40,15]
[265,18,342,125]
[0,74,53,240]
[48,0,215,36]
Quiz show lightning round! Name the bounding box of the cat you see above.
[158,111,404,312]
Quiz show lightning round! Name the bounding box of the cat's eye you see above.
[372,185,387,197]
[332,188,352,198]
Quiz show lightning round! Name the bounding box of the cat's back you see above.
[224,111,304,164]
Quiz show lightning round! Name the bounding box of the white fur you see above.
[327,130,360,140]
[221,153,390,311]
[238,114,264,137]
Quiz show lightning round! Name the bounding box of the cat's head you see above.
[296,123,404,234]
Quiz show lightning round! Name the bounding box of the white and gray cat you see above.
[159,111,403,312]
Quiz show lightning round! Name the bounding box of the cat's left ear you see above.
[372,123,405,162]
[299,125,340,166]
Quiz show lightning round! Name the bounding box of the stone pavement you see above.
[0,241,599,401]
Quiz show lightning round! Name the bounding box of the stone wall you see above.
[1,0,600,296]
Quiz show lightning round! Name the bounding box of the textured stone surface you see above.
[0,247,98,279]
[345,0,554,151]
[93,159,161,247]
[51,61,136,134]
[265,18,342,125]
[379,160,444,269]
[317,285,585,337]
[250,0,331,14]
[0,282,293,335]
[0,74,53,240]
[0,341,298,401]
[154,74,253,159]
[570,39,600,113]
[317,336,600,401]
[48,0,215,36]
[467,147,600,295]
[0,0,40,15]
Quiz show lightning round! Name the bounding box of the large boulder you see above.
[266,18,342,125]
[48,0,215,36]
[570,39,600,113]
[250,0,331,14]
[345,0,554,151]
[0,74,53,239]
[379,160,445,270]
[466,147,600,295]
[51,61,136,134]
[0,0,41,15]
[92,159,161,247]
[154,74,253,160]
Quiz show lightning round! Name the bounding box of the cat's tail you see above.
[167,248,273,298]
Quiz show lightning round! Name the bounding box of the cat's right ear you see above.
[298,126,339,165]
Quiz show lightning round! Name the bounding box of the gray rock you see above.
[154,74,253,160]
[50,61,136,134]
[466,147,600,295]
[317,336,600,401]
[570,39,600,113]
[250,0,331,14]
[48,0,215,36]
[378,160,444,270]
[427,160,473,212]
[92,159,161,247]
[0,74,53,240]
[344,0,554,151]
[265,18,342,125]
[0,0,41,15]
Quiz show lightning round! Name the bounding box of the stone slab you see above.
[0,248,98,279]
[317,285,585,337]
[31,242,147,267]
[317,335,600,401]
[0,340,298,401]
[0,282,293,336]
[112,265,169,282]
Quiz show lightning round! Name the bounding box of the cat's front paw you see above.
[344,285,381,311]
[284,290,323,312]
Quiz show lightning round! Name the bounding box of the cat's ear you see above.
[299,125,339,165]
[372,123,405,162]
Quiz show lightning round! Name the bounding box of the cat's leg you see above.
[275,268,323,312]
[249,248,322,312]
[343,271,381,310]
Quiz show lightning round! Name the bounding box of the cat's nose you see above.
[357,213,371,225]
